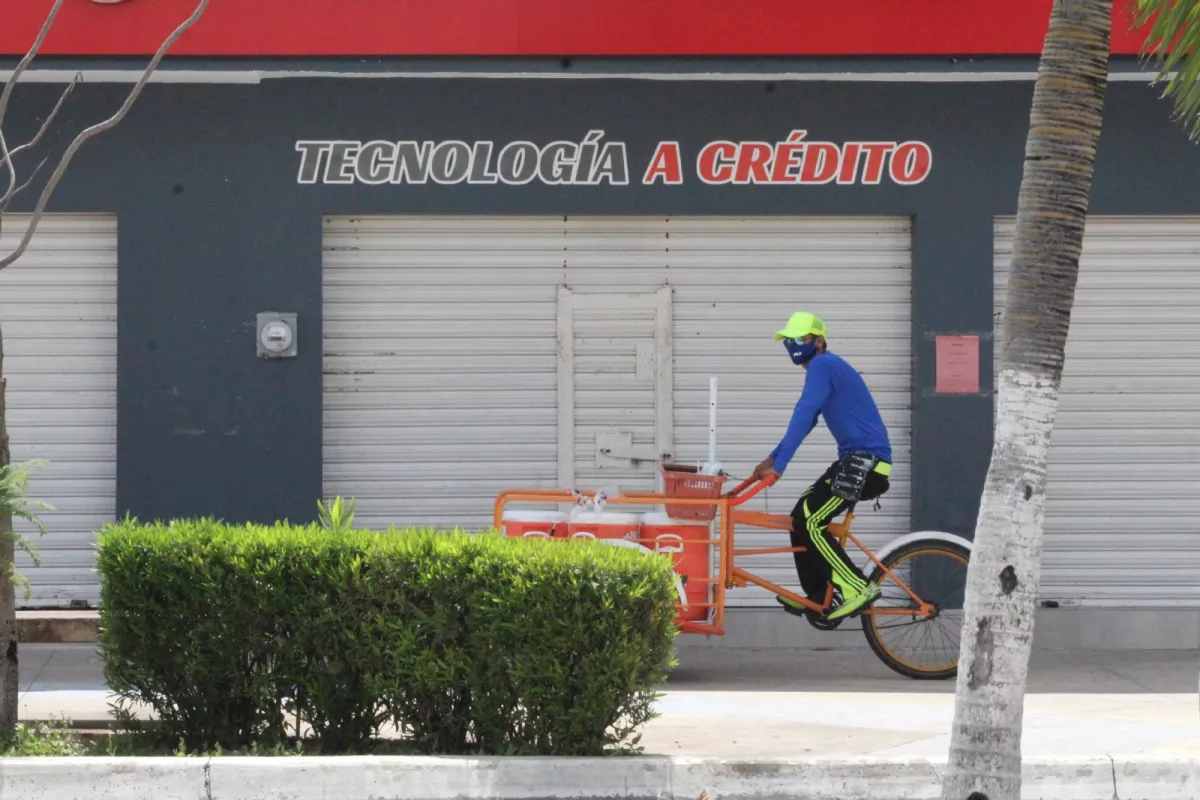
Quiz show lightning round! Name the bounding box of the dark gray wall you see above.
[3,76,1197,533]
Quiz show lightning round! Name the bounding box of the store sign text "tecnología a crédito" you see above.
[294,130,931,186]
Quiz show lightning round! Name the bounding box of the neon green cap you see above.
[774,311,827,341]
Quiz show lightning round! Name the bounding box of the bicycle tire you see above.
[862,538,970,681]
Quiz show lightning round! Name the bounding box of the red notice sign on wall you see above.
[935,335,980,394]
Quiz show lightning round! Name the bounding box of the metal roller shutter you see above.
[993,215,1200,606]
[323,215,913,608]
[322,216,564,529]
[0,213,118,608]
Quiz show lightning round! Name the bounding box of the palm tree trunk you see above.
[0,323,16,743]
[940,2,1112,799]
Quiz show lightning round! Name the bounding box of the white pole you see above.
[708,376,717,468]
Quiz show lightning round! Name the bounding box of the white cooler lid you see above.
[569,511,641,525]
[502,510,568,523]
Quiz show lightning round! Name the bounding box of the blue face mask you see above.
[783,337,819,366]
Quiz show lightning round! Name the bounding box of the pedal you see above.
[806,613,843,631]
[777,596,843,630]
[776,596,808,619]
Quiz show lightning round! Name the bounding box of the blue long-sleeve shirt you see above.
[769,352,892,475]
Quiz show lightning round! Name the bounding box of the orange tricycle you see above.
[493,462,972,681]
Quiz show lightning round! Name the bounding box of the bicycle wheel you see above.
[862,538,969,680]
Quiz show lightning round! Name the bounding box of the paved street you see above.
[17,643,1200,761]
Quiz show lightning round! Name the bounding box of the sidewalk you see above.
[653,647,1200,760]
[18,643,1200,760]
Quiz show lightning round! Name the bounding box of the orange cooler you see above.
[640,512,712,622]
[500,510,567,539]
[565,510,641,542]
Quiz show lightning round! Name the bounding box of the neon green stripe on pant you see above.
[803,496,867,593]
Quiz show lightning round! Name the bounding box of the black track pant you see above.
[789,459,890,600]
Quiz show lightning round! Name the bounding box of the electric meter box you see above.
[256,312,298,359]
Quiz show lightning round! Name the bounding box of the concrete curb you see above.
[2,755,1197,800]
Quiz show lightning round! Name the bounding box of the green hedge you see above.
[96,519,678,755]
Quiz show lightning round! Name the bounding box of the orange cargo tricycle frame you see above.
[494,463,972,681]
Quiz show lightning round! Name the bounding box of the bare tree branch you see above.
[0,156,49,215]
[0,76,79,208]
[8,75,79,163]
[0,0,65,132]
[0,131,15,219]
[0,0,211,271]
[0,0,69,234]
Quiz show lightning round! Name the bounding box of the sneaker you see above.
[775,594,808,616]
[808,587,845,630]
[825,582,881,621]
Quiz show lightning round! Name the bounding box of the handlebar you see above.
[722,472,776,504]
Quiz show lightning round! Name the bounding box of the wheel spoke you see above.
[863,542,969,680]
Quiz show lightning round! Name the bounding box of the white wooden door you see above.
[557,286,673,494]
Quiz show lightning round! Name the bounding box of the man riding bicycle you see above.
[751,311,892,623]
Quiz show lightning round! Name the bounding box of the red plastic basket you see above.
[661,464,727,521]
